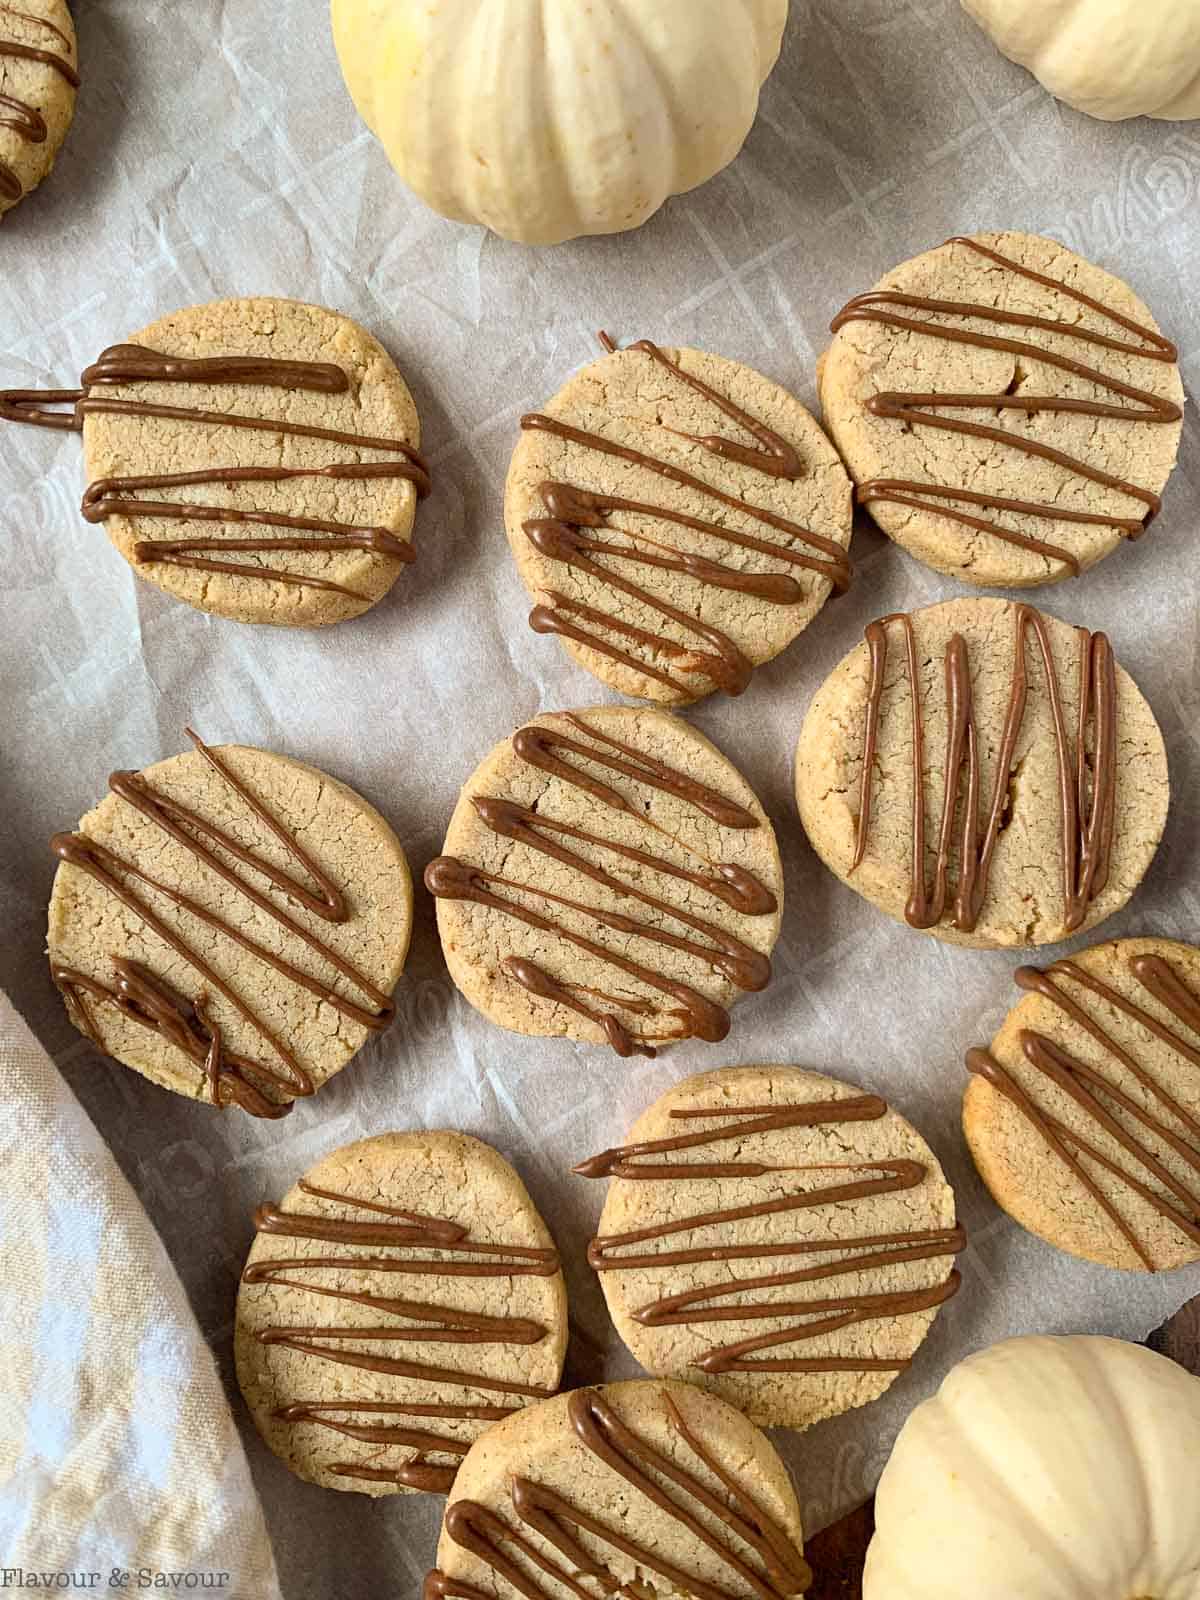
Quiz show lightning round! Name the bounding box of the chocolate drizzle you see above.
[967,951,1200,1269]
[50,731,395,1117]
[245,1178,561,1494]
[424,1387,812,1600]
[577,1097,963,1376]
[519,337,851,699]
[0,341,430,601]
[851,604,1118,935]
[425,713,777,1056]
[830,235,1181,574]
[0,7,78,205]
[52,960,288,1121]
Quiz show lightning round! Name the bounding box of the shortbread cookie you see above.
[235,1132,567,1497]
[964,938,1200,1272]
[424,1379,811,1599]
[576,1066,963,1430]
[0,298,429,625]
[822,231,1183,587]
[0,2,77,217]
[47,732,412,1115]
[795,597,1168,949]
[505,335,853,704]
[425,707,784,1055]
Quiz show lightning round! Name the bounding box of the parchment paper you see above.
[3,3,1200,1596]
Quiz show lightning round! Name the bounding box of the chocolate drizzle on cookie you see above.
[50,731,396,1117]
[0,7,78,205]
[577,1097,963,1376]
[425,713,778,1056]
[830,236,1181,575]
[968,951,1200,1269]
[0,341,430,601]
[244,1178,561,1494]
[424,1387,812,1599]
[851,604,1118,935]
[519,337,852,698]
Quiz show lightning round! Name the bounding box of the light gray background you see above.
[2,3,1200,1596]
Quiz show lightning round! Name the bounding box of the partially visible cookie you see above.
[47,731,413,1115]
[235,1132,567,1497]
[0,298,430,625]
[964,937,1200,1272]
[576,1066,963,1430]
[424,1378,811,1598]
[0,1,77,218]
[822,231,1184,587]
[795,596,1169,948]
[504,336,853,704]
[425,706,784,1055]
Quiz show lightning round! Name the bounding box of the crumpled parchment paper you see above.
[2,3,1199,1595]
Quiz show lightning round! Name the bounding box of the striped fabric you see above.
[0,993,279,1597]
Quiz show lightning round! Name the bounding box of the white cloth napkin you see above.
[0,992,280,1597]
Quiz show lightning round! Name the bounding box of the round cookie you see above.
[0,2,77,218]
[505,336,853,704]
[0,298,429,624]
[47,732,412,1115]
[964,938,1200,1272]
[81,299,428,625]
[575,1066,963,1431]
[795,596,1169,949]
[425,1378,811,1598]
[821,231,1184,588]
[236,1132,567,1497]
[425,706,784,1054]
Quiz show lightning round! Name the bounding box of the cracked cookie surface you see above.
[47,737,412,1112]
[505,339,853,704]
[795,596,1168,949]
[964,937,1200,1272]
[577,1065,962,1430]
[426,706,784,1054]
[0,1,77,218]
[821,231,1184,588]
[425,1378,810,1599]
[79,297,426,625]
[235,1130,567,1497]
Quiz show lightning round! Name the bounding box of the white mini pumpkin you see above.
[865,1335,1200,1600]
[962,0,1200,120]
[330,0,789,244]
